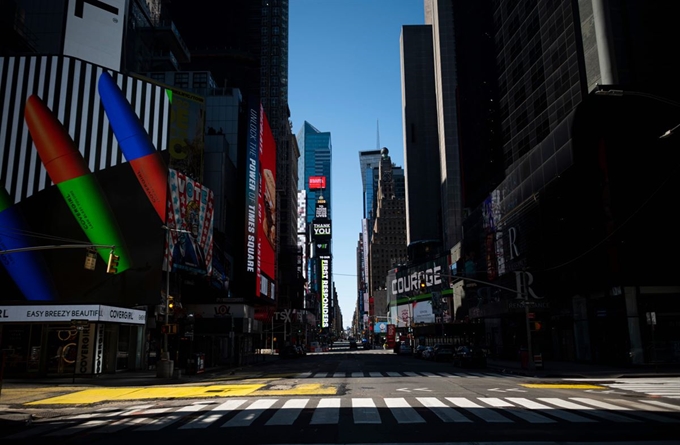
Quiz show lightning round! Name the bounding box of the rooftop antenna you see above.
[376,119,380,150]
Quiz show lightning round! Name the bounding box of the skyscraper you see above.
[297,121,332,224]
[359,149,382,224]
[425,0,464,251]
[400,24,443,247]
[369,149,407,324]
[421,0,680,366]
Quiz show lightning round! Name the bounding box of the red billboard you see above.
[258,108,276,299]
[309,176,326,190]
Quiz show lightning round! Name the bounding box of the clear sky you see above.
[289,1,425,330]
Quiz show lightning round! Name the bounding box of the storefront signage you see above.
[0,304,145,325]
[77,323,96,375]
[93,323,105,374]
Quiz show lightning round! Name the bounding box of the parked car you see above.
[413,344,427,358]
[432,344,455,362]
[398,342,413,355]
[421,346,435,360]
[453,345,487,368]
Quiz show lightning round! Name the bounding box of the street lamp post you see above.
[157,224,192,378]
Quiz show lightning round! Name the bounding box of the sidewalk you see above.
[1,353,282,389]
[486,356,680,379]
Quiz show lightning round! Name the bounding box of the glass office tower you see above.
[297,121,332,224]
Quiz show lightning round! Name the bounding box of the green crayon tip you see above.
[0,186,11,212]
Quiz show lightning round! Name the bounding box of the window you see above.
[174,72,189,88]
[515,110,528,132]
[531,66,544,91]
[511,61,524,84]
[514,86,526,105]
[193,72,208,89]
[535,119,550,143]
[533,92,547,116]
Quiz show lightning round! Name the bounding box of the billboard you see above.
[63,0,126,71]
[166,88,205,183]
[319,255,331,328]
[0,56,168,305]
[243,98,261,295]
[165,169,214,276]
[309,176,326,190]
[258,108,276,299]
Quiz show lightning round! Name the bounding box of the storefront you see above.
[0,304,146,378]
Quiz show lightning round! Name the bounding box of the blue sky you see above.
[289,1,425,329]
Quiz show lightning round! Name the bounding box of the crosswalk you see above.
[566,377,680,399]
[291,370,522,378]
[6,396,680,439]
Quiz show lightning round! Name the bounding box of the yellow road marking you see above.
[24,382,338,405]
[253,383,337,396]
[26,384,266,405]
[520,383,605,389]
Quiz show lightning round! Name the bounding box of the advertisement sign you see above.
[390,255,448,297]
[167,88,206,182]
[309,176,326,190]
[165,169,214,276]
[320,255,331,328]
[63,0,126,71]
[313,222,332,238]
[243,98,261,296]
[0,304,146,325]
[258,108,276,297]
[315,196,329,219]
[386,324,396,348]
[0,56,167,305]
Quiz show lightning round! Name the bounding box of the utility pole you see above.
[521,269,535,370]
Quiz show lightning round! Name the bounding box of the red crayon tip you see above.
[24,95,89,183]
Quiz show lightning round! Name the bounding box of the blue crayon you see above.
[98,72,168,221]
[0,187,58,301]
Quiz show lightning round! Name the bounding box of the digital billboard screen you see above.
[258,108,276,299]
[0,55,168,305]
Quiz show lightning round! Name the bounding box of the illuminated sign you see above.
[391,264,443,296]
[313,222,331,237]
[315,197,328,219]
[320,256,330,328]
[309,176,326,189]
[63,0,125,71]
[244,98,261,295]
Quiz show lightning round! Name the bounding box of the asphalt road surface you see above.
[2,346,679,445]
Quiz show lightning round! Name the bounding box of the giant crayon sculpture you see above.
[98,71,168,222]
[24,94,131,273]
[0,186,58,300]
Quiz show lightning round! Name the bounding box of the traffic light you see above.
[106,252,120,274]
[419,277,426,292]
[530,321,543,331]
[168,296,175,315]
